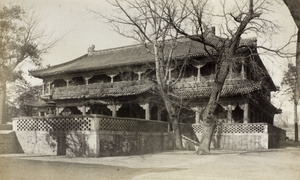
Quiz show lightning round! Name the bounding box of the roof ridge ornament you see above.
[88,44,95,55]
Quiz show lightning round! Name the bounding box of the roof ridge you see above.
[90,43,144,55]
[89,36,191,55]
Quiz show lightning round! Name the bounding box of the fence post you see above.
[12,118,18,131]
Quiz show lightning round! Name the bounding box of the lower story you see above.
[11,114,286,157]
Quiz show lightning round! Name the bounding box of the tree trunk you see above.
[295,123,299,142]
[294,99,299,142]
[0,81,7,125]
[170,114,184,150]
[197,58,231,153]
[153,42,183,150]
[160,90,183,150]
[297,30,300,102]
[196,121,216,154]
[295,31,300,142]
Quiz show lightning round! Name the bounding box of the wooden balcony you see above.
[42,80,155,100]
[40,71,248,100]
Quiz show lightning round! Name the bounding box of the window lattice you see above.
[17,117,91,131]
[192,123,265,134]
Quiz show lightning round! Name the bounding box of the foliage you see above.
[0,4,56,123]
[6,80,41,119]
[283,0,300,103]
[0,5,43,82]
[281,63,299,141]
[281,63,299,103]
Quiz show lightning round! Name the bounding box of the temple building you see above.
[12,36,285,157]
[29,36,279,125]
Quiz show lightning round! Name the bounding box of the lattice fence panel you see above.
[180,123,193,135]
[99,117,168,132]
[192,124,203,133]
[99,117,138,131]
[192,123,266,134]
[17,117,91,131]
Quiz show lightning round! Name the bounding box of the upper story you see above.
[29,36,277,102]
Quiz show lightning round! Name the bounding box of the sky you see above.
[2,0,296,84]
[2,0,298,124]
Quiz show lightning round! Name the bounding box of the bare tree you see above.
[93,0,288,153]
[153,0,294,154]
[166,0,263,154]
[282,63,299,142]
[283,0,300,114]
[0,5,57,124]
[92,0,192,149]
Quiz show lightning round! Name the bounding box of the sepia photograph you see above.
[0,0,299,179]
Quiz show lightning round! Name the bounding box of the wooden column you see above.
[195,65,205,82]
[191,107,202,124]
[84,78,89,85]
[45,79,54,95]
[241,63,246,79]
[227,104,232,123]
[240,102,249,124]
[84,75,93,85]
[107,104,121,117]
[63,77,72,87]
[140,103,151,120]
[167,68,174,84]
[137,72,143,81]
[133,68,146,81]
[109,75,116,83]
[42,83,45,95]
[226,104,237,123]
[229,64,233,79]
[56,107,65,115]
[157,106,162,121]
[48,82,51,94]
[78,106,87,115]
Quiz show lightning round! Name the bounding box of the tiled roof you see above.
[52,81,155,100]
[173,82,262,99]
[52,81,261,100]
[30,36,257,77]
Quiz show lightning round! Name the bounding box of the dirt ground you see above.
[1,146,300,180]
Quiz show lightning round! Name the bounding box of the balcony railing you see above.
[47,80,154,100]
[41,71,247,100]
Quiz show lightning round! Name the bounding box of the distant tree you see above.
[283,0,300,112]
[282,63,299,142]
[6,79,41,119]
[0,5,56,124]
